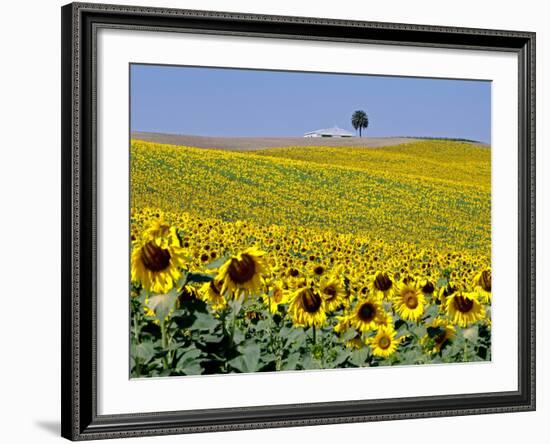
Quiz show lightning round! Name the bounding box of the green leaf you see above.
[191,312,219,332]
[462,326,479,342]
[176,347,204,375]
[199,333,224,344]
[228,343,261,373]
[228,297,244,315]
[349,347,370,366]
[186,272,214,283]
[300,355,322,370]
[281,353,301,370]
[341,329,358,342]
[282,328,306,348]
[233,328,246,345]
[332,349,351,366]
[260,352,277,365]
[176,347,201,361]
[146,291,178,321]
[133,342,156,364]
[203,256,228,270]
[394,319,407,330]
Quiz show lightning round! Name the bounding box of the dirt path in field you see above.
[131,132,422,150]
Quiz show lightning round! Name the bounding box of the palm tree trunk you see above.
[359,127,362,137]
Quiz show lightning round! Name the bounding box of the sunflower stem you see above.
[160,320,170,370]
[231,308,236,344]
[132,307,142,377]
[312,325,317,345]
[230,297,242,345]
[267,291,275,351]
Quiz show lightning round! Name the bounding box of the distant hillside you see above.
[395,135,488,145]
[131,139,490,252]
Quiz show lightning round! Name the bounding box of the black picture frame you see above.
[61,2,536,440]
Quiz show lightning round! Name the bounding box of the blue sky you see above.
[130,64,491,143]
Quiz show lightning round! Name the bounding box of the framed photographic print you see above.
[61,2,536,440]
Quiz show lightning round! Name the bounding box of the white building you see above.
[304,126,354,138]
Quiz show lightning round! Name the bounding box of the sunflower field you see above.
[129,140,492,378]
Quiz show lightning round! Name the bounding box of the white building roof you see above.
[304,126,354,137]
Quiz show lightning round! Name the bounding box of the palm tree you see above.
[351,110,369,137]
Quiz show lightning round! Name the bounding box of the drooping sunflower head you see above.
[349,296,387,332]
[143,217,181,249]
[421,318,456,354]
[288,283,326,328]
[436,280,459,308]
[445,291,485,327]
[392,280,426,322]
[345,335,364,350]
[472,268,492,303]
[368,326,400,358]
[419,278,436,296]
[198,279,227,311]
[319,275,346,312]
[370,271,394,299]
[217,247,269,298]
[177,284,198,305]
[333,314,351,334]
[131,223,187,294]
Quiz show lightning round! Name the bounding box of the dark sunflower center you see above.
[322,285,337,301]
[434,331,448,345]
[422,281,435,294]
[358,302,376,322]
[178,286,197,302]
[480,270,491,292]
[313,265,325,275]
[141,241,171,272]
[374,273,392,291]
[378,336,391,349]
[443,285,457,297]
[301,289,322,313]
[228,254,256,284]
[454,295,474,313]
[403,290,419,309]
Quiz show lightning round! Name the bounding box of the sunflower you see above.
[319,275,346,312]
[368,326,400,358]
[177,285,198,305]
[131,221,187,294]
[333,314,350,333]
[348,296,387,332]
[421,318,456,354]
[436,281,459,308]
[217,247,269,297]
[288,283,326,328]
[392,280,426,322]
[262,280,288,314]
[309,261,330,278]
[419,278,436,297]
[369,271,394,300]
[142,216,177,243]
[472,268,491,303]
[445,291,485,327]
[345,335,364,350]
[198,279,227,311]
